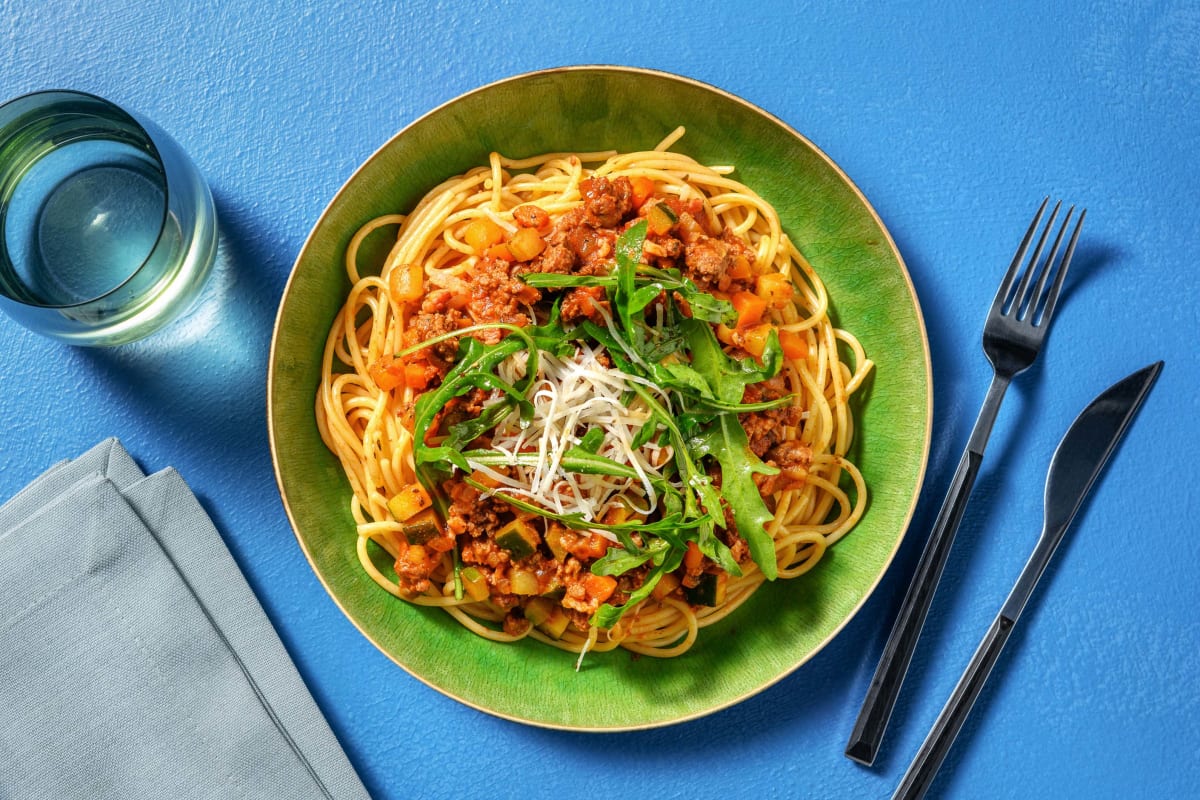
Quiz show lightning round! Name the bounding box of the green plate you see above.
[268,66,931,730]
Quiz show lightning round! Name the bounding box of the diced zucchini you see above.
[460,566,490,602]
[540,606,570,640]
[510,568,539,595]
[646,201,677,235]
[387,483,432,522]
[685,572,728,607]
[650,571,681,601]
[544,525,569,562]
[524,597,554,626]
[495,518,539,560]
[400,508,442,545]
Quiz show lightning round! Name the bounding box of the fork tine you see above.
[1036,207,1085,325]
[1024,205,1074,320]
[993,197,1049,312]
[1011,200,1062,316]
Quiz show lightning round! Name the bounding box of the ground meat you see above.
[445,478,506,539]
[755,440,813,496]
[529,242,574,274]
[466,255,541,337]
[564,225,615,275]
[740,404,803,458]
[683,235,734,289]
[512,204,549,230]
[560,285,609,324]
[405,303,469,367]
[643,234,684,268]
[392,542,439,595]
[502,610,532,637]
[719,501,751,565]
[460,537,509,568]
[581,176,634,228]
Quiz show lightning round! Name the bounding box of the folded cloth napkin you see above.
[0,439,370,800]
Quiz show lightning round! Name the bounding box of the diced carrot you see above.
[715,323,738,347]
[740,323,775,359]
[731,291,768,328]
[756,273,795,308]
[403,363,432,391]
[464,218,505,255]
[389,262,425,303]
[728,255,753,280]
[368,355,406,391]
[630,176,655,209]
[683,540,704,571]
[485,242,515,262]
[582,574,618,605]
[467,468,502,490]
[779,329,808,360]
[570,533,611,560]
[507,227,546,261]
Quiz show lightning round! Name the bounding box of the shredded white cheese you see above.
[467,341,675,535]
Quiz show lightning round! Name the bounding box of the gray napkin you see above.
[0,439,369,800]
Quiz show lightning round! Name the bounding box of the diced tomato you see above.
[731,291,768,328]
[512,204,550,231]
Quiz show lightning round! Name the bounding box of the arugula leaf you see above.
[576,426,605,454]
[680,316,782,403]
[691,414,780,581]
[591,544,685,628]
[590,538,670,576]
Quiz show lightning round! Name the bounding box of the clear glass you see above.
[0,90,217,345]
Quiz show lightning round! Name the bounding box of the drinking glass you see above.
[0,90,217,345]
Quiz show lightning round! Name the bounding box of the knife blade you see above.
[893,361,1163,800]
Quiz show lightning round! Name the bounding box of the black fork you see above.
[845,199,1086,766]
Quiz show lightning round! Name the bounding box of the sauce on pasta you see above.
[316,129,872,661]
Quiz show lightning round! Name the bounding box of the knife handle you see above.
[845,447,983,765]
[847,375,1011,765]
[893,614,1015,800]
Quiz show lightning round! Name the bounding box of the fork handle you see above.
[892,614,1016,800]
[845,374,1011,766]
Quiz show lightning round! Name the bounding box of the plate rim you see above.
[266,64,933,731]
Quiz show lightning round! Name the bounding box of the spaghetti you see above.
[316,129,872,660]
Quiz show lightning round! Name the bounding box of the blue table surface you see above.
[3,1,1197,797]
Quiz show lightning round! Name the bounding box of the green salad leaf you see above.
[410,219,799,628]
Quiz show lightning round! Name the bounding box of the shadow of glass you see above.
[77,194,285,449]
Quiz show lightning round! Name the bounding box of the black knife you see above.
[893,361,1163,800]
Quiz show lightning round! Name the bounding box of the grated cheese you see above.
[466,340,676,534]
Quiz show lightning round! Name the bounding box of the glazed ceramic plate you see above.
[268,66,931,730]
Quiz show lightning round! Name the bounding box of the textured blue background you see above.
[3,1,1197,798]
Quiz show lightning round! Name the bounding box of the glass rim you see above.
[0,88,173,311]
